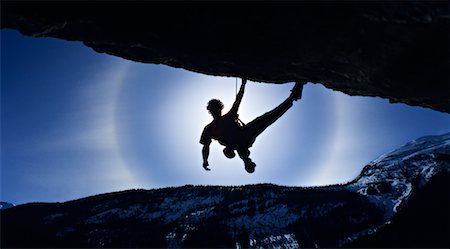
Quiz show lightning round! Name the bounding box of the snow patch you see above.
[0,201,14,210]
[226,204,300,237]
[249,233,300,249]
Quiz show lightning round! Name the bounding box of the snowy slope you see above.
[342,133,450,245]
[348,133,449,212]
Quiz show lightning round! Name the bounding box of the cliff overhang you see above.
[2,1,448,112]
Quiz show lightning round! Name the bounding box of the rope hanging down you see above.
[235,77,246,127]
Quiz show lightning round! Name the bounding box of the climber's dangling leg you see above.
[237,149,256,173]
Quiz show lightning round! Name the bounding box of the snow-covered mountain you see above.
[348,133,449,210]
[0,202,14,210]
[1,133,448,248]
[342,132,450,246]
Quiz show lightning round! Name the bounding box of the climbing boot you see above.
[245,160,256,173]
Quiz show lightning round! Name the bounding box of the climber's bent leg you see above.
[238,149,256,173]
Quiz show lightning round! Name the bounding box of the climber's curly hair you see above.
[207,99,224,115]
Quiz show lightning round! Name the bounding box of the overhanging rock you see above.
[1,1,449,113]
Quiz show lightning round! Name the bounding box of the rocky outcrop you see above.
[1,1,449,112]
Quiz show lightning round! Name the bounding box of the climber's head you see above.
[207,99,223,118]
[223,147,236,159]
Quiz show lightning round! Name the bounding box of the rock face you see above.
[1,1,448,113]
[1,133,449,248]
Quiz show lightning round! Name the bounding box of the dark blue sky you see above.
[1,30,449,204]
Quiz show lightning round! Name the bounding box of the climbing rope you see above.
[235,76,246,127]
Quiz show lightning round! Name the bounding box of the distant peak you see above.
[0,201,15,210]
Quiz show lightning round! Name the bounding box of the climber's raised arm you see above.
[228,78,247,116]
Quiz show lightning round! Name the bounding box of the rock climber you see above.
[200,78,304,173]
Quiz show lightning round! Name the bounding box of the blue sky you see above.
[1,30,449,205]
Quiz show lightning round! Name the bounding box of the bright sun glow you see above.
[167,77,295,183]
[135,72,322,186]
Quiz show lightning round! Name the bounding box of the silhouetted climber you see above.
[200,79,304,173]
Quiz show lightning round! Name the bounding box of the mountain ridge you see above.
[1,133,449,248]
